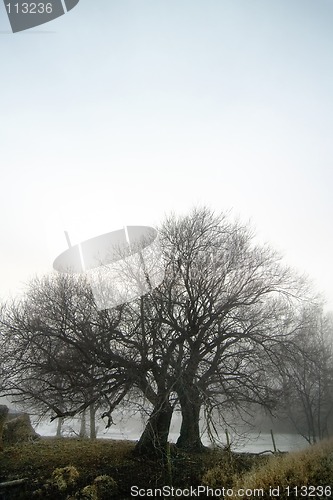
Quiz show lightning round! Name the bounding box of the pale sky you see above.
[1,0,333,307]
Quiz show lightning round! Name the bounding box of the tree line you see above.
[0,208,332,456]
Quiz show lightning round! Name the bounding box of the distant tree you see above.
[279,306,333,443]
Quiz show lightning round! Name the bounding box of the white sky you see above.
[1,0,333,307]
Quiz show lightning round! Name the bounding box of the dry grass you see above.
[0,438,135,499]
[203,438,333,499]
[0,438,230,498]
[3,437,332,499]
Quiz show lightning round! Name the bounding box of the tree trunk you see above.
[56,417,63,437]
[176,385,206,452]
[0,406,9,451]
[134,396,173,457]
[79,409,87,438]
[89,404,97,440]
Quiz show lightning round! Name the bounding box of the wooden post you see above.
[225,428,230,449]
[270,429,277,453]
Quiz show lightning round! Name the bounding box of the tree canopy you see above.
[0,207,325,456]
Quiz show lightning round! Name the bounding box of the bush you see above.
[75,484,97,499]
[51,465,80,492]
[71,475,118,499]
[202,438,333,499]
[93,475,118,498]
[32,465,80,498]
[202,455,241,489]
[3,414,40,445]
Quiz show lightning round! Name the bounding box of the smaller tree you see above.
[0,274,130,436]
[279,306,333,443]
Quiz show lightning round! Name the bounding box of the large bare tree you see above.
[138,208,310,451]
[0,208,313,457]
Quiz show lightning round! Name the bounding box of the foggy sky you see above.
[1,0,333,307]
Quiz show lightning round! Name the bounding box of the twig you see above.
[0,478,28,488]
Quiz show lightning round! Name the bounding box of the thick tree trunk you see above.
[176,385,206,452]
[134,396,173,457]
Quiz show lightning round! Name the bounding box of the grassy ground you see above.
[0,437,263,499]
[203,438,333,499]
[0,437,332,499]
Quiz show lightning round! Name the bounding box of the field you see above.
[0,437,332,499]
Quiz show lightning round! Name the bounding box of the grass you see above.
[0,437,239,499]
[203,438,333,499]
[0,438,138,498]
[1,437,332,499]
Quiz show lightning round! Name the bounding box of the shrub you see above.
[3,413,40,445]
[51,465,80,492]
[75,484,98,499]
[72,475,118,499]
[203,438,333,499]
[93,475,118,498]
[202,457,240,489]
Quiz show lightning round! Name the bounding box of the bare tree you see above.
[0,208,313,458]
[0,274,130,434]
[279,306,333,443]
[139,208,310,451]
